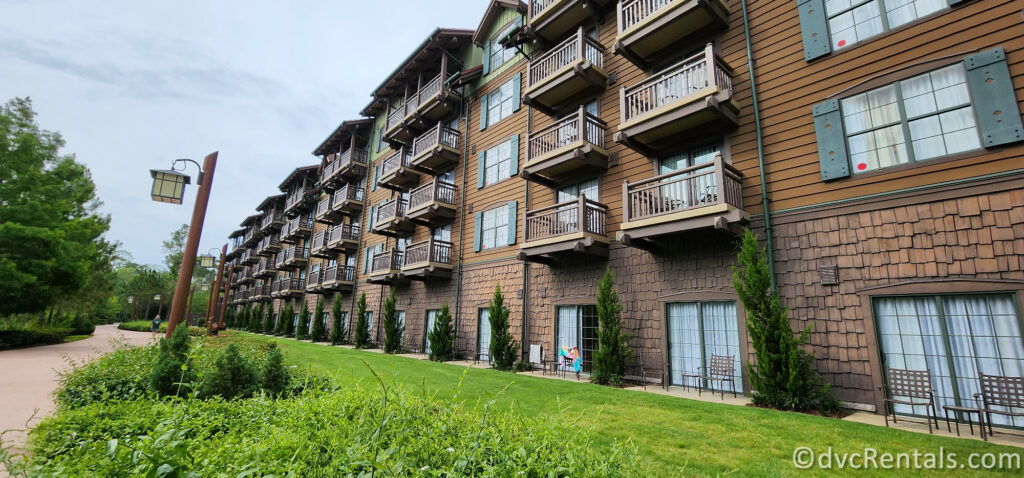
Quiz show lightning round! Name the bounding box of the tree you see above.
[149,325,195,397]
[330,298,346,345]
[274,306,287,336]
[311,299,327,342]
[261,344,290,396]
[161,224,188,290]
[428,302,455,362]
[0,97,114,317]
[592,268,634,386]
[262,304,275,335]
[283,303,296,337]
[733,228,838,413]
[488,284,517,371]
[198,343,259,400]
[295,301,310,340]
[353,292,370,349]
[381,288,403,354]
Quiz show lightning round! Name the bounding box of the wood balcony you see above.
[252,257,277,279]
[401,238,454,280]
[616,154,746,250]
[256,235,282,256]
[615,45,738,155]
[305,268,323,293]
[238,267,255,285]
[371,198,415,237]
[383,73,460,145]
[613,0,729,69]
[259,210,285,232]
[518,195,610,264]
[410,123,461,174]
[528,0,614,43]
[272,278,305,298]
[283,187,312,217]
[279,245,310,270]
[320,148,369,190]
[368,249,405,284]
[240,249,259,265]
[524,27,607,114]
[253,284,273,302]
[314,196,341,224]
[242,229,258,247]
[377,149,419,191]
[279,216,313,243]
[406,179,457,225]
[325,223,360,254]
[330,184,365,218]
[321,265,355,292]
[309,230,329,258]
[523,106,609,187]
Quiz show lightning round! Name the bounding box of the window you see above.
[437,169,455,183]
[666,301,743,393]
[364,311,373,337]
[875,294,1024,427]
[487,77,517,127]
[363,243,382,273]
[659,143,720,174]
[326,258,337,269]
[480,204,509,250]
[336,311,348,332]
[395,235,411,252]
[824,0,950,51]
[489,22,517,72]
[556,305,599,373]
[432,224,451,242]
[477,308,492,362]
[842,64,979,174]
[557,178,599,203]
[396,310,406,344]
[371,163,382,191]
[425,309,439,354]
[483,140,513,186]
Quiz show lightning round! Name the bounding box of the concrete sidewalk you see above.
[0,324,153,453]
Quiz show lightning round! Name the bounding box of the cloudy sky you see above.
[0,0,485,267]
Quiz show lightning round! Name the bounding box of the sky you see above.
[0,0,485,268]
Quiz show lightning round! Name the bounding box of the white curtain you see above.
[424,310,437,354]
[702,302,742,393]
[666,303,701,386]
[477,309,491,361]
[557,306,580,371]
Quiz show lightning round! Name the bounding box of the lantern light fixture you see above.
[149,159,204,205]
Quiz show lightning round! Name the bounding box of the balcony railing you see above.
[371,249,404,273]
[376,198,408,224]
[385,74,443,132]
[623,154,742,222]
[380,149,412,177]
[525,195,608,242]
[260,210,283,230]
[412,123,461,158]
[284,187,308,212]
[321,148,369,184]
[403,239,453,266]
[618,0,674,32]
[307,268,322,289]
[281,277,305,293]
[315,196,331,219]
[310,231,326,253]
[323,265,355,284]
[528,107,606,160]
[621,45,732,124]
[331,184,364,209]
[327,223,359,245]
[409,179,457,210]
[528,27,604,87]
[280,216,313,241]
[529,0,558,17]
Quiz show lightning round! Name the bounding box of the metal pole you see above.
[186,285,196,326]
[217,265,235,331]
[207,244,227,335]
[166,151,218,338]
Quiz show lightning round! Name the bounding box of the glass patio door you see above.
[477,309,491,362]
[424,309,438,354]
[666,301,742,393]
[556,305,598,372]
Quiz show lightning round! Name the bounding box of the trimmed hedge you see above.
[0,326,72,350]
[118,321,205,336]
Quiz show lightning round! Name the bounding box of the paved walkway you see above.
[0,324,153,452]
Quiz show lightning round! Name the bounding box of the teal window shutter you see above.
[362,247,370,273]
[371,164,379,191]
[797,0,831,62]
[965,47,1023,147]
[482,41,492,76]
[813,99,850,181]
[367,205,375,232]
[512,73,522,112]
[473,212,483,252]
[477,151,487,189]
[509,135,520,175]
[480,95,489,131]
[506,201,517,246]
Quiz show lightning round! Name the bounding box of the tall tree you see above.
[488,284,517,371]
[354,292,370,349]
[592,268,634,386]
[427,302,455,362]
[0,97,113,317]
[311,299,327,342]
[381,287,403,354]
[330,298,346,345]
[295,300,310,340]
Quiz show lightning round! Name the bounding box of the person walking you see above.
[150,314,162,339]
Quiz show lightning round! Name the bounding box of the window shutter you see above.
[509,134,520,174]
[482,41,491,76]
[362,247,370,273]
[507,201,517,246]
[512,73,522,112]
[948,0,967,4]
[965,47,1024,147]
[479,95,489,131]
[813,99,850,181]
[473,212,483,252]
[367,205,375,231]
[477,151,487,189]
[797,0,831,62]
[371,164,379,191]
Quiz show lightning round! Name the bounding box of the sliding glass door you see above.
[556,305,598,372]
[666,301,742,393]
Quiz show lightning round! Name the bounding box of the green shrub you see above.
[382,287,403,354]
[262,304,275,335]
[311,300,327,343]
[198,343,259,400]
[0,326,72,350]
[330,298,346,345]
[427,302,454,362]
[354,293,370,349]
[148,325,195,397]
[117,321,204,336]
[261,344,290,396]
[295,301,309,340]
[283,304,295,336]
[56,341,159,408]
[488,284,517,371]
[67,314,96,336]
[514,359,533,372]
[593,268,633,386]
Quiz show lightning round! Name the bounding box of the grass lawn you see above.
[245,333,1021,477]
[62,334,91,343]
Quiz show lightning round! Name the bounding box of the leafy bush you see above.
[354,293,370,349]
[148,325,195,397]
[310,300,327,343]
[198,343,259,400]
[382,287,403,354]
[488,284,518,371]
[0,326,71,350]
[593,268,633,386]
[330,298,346,345]
[262,304,275,335]
[295,301,310,340]
[261,344,290,396]
[67,314,95,336]
[283,304,295,337]
[427,302,454,362]
[514,360,533,372]
[117,321,204,336]
[56,340,159,408]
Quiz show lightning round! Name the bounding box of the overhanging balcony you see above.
[410,123,461,174]
[615,45,738,155]
[310,231,329,258]
[240,249,258,265]
[279,246,309,270]
[616,154,747,250]
[528,0,615,43]
[279,216,313,244]
[377,149,419,191]
[256,235,282,256]
[401,238,454,280]
[306,268,323,293]
[330,184,365,218]
[368,249,405,284]
[406,179,457,225]
[253,257,277,279]
[314,196,341,224]
[383,74,460,145]
[523,106,609,187]
[259,210,284,233]
[273,278,305,298]
[321,265,355,292]
[283,187,312,217]
[320,148,369,190]
[242,229,257,247]
[371,198,415,237]
[614,0,729,69]
[253,284,273,302]
[325,223,360,254]
[517,195,609,264]
[524,27,607,114]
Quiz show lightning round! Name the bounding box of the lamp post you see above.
[217,265,234,331]
[150,152,218,338]
[154,293,164,317]
[206,244,228,335]
[127,296,134,321]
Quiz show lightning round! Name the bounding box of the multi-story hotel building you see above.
[221,0,1024,419]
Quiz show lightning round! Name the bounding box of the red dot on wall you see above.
[837,40,847,47]
[857,163,868,171]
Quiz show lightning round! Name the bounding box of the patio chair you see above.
[975,373,1024,437]
[696,354,736,399]
[879,368,939,434]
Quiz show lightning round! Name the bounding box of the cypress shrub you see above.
[283,304,295,336]
[198,343,259,400]
[592,268,633,386]
[261,344,290,396]
[148,325,195,397]
[353,293,370,349]
[329,298,346,345]
[382,288,403,354]
[295,301,310,340]
[427,302,455,362]
[310,300,327,343]
[488,284,518,371]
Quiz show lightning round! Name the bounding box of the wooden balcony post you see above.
[715,154,726,206]
[578,105,586,141]
[704,42,715,86]
[440,52,448,91]
[578,194,587,233]
[619,84,628,123]
[621,180,630,222]
[577,26,584,61]
[616,1,624,35]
